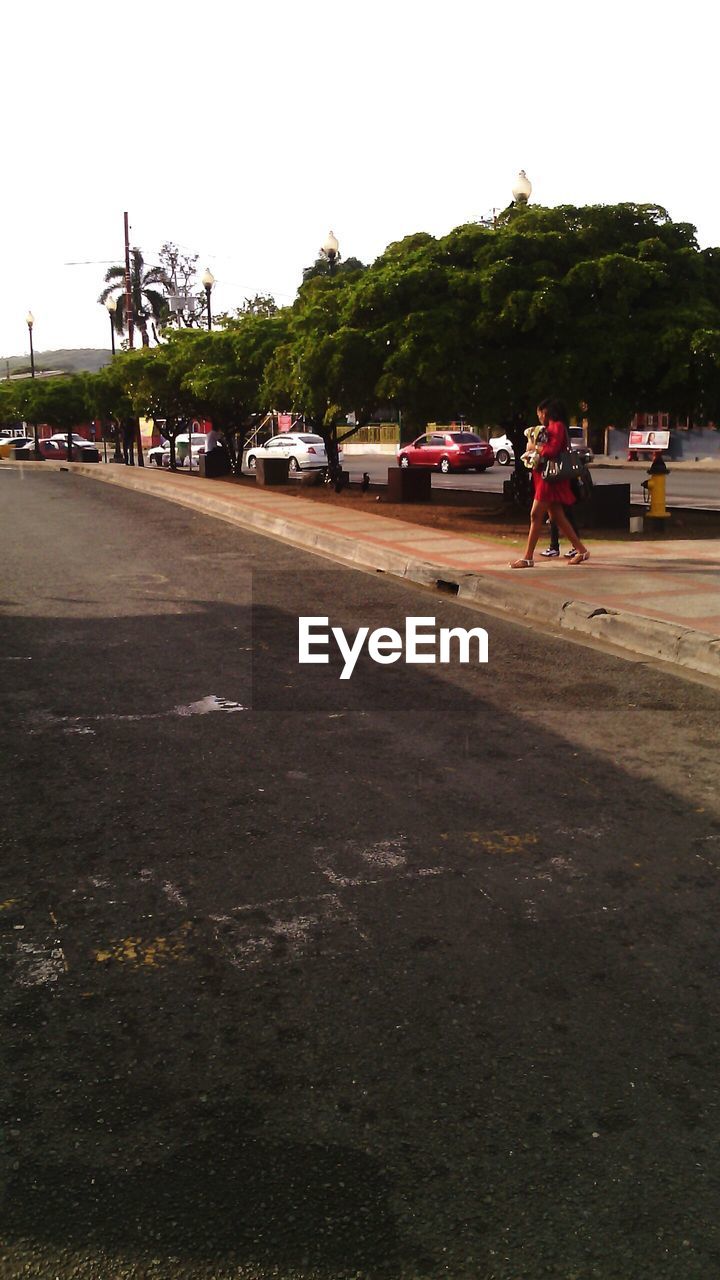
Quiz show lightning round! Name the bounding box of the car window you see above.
[449,432,481,443]
[413,436,430,447]
[429,434,447,445]
[298,435,324,444]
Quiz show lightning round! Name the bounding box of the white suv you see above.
[245,433,328,472]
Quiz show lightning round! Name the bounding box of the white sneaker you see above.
[540,548,560,558]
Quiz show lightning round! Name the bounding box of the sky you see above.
[3,0,718,357]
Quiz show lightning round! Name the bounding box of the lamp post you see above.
[105,296,117,355]
[26,312,35,378]
[201,268,215,331]
[321,231,340,274]
[25,312,40,458]
[511,170,532,206]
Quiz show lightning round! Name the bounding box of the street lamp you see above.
[201,268,215,332]
[105,296,117,355]
[511,170,532,206]
[321,231,340,274]
[26,312,35,378]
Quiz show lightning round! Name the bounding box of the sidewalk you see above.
[11,461,720,680]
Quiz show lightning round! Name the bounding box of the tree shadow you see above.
[1,589,719,1278]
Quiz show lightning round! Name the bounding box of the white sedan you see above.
[489,434,515,465]
[245,433,329,472]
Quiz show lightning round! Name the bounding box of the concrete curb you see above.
[9,460,720,681]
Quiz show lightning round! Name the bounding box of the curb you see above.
[10,460,720,681]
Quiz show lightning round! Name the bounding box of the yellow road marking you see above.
[94,921,193,968]
[440,831,539,855]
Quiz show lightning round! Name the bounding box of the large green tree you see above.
[116,346,200,471]
[175,313,290,471]
[9,375,90,459]
[86,360,139,461]
[281,204,720,451]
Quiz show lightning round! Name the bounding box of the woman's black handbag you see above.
[541,450,585,483]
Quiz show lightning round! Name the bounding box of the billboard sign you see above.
[629,429,670,451]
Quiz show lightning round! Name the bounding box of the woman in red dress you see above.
[510,399,590,568]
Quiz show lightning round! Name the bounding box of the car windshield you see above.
[449,432,481,443]
[298,435,325,444]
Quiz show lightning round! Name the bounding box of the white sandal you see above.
[509,558,534,569]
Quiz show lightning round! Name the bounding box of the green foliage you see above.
[11,374,90,430]
[76,202,720,465]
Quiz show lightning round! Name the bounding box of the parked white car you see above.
[489,434,515,465]
[489,429,593,466]
[245,433,329,472]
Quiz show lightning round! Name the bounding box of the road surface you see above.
[1,468,719,1279]
[336,453,720,509]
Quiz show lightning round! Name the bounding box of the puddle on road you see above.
[173,695,246,716]
[27,694,249,735]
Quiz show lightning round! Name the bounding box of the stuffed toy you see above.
[521,424,546,471]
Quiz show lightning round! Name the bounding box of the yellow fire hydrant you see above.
[642,452,670,525]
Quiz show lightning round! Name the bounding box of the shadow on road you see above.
[1,586,719,1279]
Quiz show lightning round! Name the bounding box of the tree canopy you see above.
[14,203,720,456]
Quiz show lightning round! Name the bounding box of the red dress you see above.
[532,419,575,506]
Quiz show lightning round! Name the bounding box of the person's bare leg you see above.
[519,501,546,560]
[550,504,587,555]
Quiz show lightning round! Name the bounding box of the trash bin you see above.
[199,449,231,478]
[587,483,631,530]
[387,466,431,502]
[256,456,290,485]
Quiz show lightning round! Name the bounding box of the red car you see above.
[397,431,495,474]
[15,439,100,462]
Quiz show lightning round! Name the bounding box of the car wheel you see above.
[440,457,451,474]
[247,455,257,470]
[399,456,410,469]
[288,456,300,472]
[496,449,510,466]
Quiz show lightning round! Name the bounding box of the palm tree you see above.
[98,248,169,347]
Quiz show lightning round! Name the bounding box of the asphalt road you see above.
[2,468,720,1280]
[336,454,720,509]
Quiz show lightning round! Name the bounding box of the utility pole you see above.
[124,212,134,350]
[124,212,144,464]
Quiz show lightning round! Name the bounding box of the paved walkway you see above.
[7,461,720,678]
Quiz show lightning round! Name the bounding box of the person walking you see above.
[510,398,590,569]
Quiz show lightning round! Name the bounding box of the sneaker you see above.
[563,549,577,558]
[540,548,560,558]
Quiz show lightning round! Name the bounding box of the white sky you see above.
[3,0,717,357]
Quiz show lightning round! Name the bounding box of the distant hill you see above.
[0,348,110,376]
